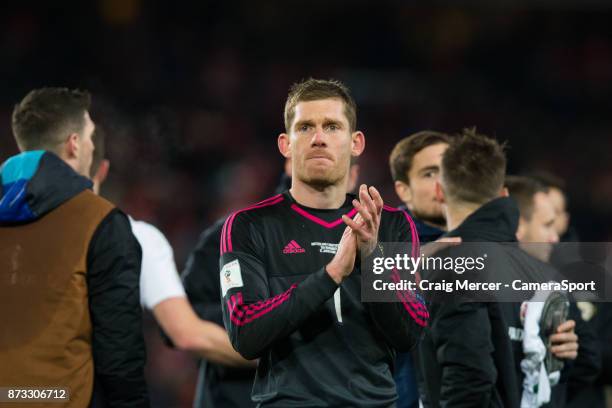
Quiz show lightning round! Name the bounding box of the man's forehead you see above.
[411,143,449,171]
[534,192,555,218]
[547,187,566,208]
[293,98,347,121]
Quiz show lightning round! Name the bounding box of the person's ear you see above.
[351,131,365,157]
[64,133,80,159]
[278,133,291,159]
[435,181,446,204]
[500,187,509,197]
[92,159,110,185]
[394,180,412,208]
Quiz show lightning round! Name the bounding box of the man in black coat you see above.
[506,175,601,407]
[418,130,577,407]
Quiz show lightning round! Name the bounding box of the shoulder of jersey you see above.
[220,194,285,254]
[381,205,420,234]
[381,204,407,222]
[226,194,286,225]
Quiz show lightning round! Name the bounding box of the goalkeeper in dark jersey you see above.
[220,78,428,407]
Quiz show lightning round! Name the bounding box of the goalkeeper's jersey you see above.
[220,191,428,407]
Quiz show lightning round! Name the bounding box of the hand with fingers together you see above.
[342,184,384,258]
[325,224,358,284]
[550,320,579,360]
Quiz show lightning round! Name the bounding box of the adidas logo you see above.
[283,240,306,254]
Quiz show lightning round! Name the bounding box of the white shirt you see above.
[129,217,186,309]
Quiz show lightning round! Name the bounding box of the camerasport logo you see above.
[283,240,306,254]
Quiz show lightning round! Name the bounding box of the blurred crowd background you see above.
[1,1,611,406]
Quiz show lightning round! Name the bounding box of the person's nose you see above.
[311,126,326,147]
[549,231,560,244]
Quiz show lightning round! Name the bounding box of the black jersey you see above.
[220,191,428,407]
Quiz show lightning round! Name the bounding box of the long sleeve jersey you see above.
[220,191,428,407]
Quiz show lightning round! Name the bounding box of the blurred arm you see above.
[135,218,255,367]
[153,296,256,367]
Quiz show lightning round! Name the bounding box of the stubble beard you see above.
[296,164,346,191]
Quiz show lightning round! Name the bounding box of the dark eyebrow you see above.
[323,118,342,124]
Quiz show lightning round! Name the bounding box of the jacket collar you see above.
[445,197,519,242]
[398,205,444,243]
[0,151,92,224]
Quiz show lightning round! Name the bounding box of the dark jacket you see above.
[0,151,148,407]
[418,197,551,408]
[182,218,256,408]
[556,248,610,408]
[535,259,602,408]
[566,302,612,407]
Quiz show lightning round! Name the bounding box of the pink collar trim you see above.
[290,203,357,229]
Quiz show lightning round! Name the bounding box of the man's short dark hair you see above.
[441,128,507,205]
[389,130,451,183]
[284,78,357,132]
[528,171,566,193]
[505,176,548,220]
[91,126,105,177]
[12,87,91,153]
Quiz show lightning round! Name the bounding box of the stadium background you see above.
[1,1,611,406]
